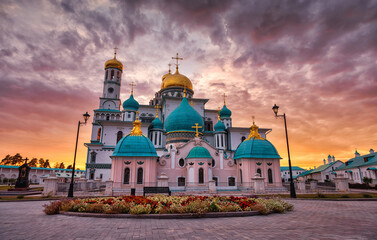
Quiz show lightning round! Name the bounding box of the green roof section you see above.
[150,117,163,130]
[186,146,212,159]
[234,138,281,159]
[123,94,140,111]
[165,97,204,133]
[219,105,232,118]
[112,134,158,157]
[214,119,226,132]
[280,166,306,171]
[335,152,377,171]
[296,160,342,177]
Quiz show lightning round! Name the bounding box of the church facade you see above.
[85,52,283,193]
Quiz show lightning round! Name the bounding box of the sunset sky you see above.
[0,0,376,170]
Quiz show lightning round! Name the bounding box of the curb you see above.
[61,210,261,219]
[283,198,377,202]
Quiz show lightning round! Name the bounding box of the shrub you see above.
[130,204,152,214]
[317,193,326,198]
[43,201,62,215]
[16,195,24,199]
[341,195,350,198]
[363,194,373,198]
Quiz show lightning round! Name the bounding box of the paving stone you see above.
[0,200,376,239]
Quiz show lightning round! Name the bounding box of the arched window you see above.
[178,177,185,186]
[117,131,123,143]
[240,169,243,184]
[137,168,143,184]
[123,168,130,184]
[106,114,110,120]
[241,136,246,142]
[111,70,114,80]
[178,158,185,167]
[228,177,235,186]
[198,168,204,184]
[257,168,262,177]
[212,159,215,167]
[117,71,120,79]
[97,128,101,141]
[268,169,273,184]
[90,152,96,163]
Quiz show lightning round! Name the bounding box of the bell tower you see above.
[100,48,123,110]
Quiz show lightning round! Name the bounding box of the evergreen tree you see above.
[43,159,51,168]
[11,153,23,166]
[58,162,65,169]
[38,158,45,168]
[66,165,73,169]
[0,155,12,165]
[28,158,38,167]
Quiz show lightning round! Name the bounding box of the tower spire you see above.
[113,47,118,59]
[129,81,136,95]
[168,63,171,74]
[223,93,227,106]
[172,53,183,72]
[154,105,161,118]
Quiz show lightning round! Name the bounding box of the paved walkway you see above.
[0,199,376,239]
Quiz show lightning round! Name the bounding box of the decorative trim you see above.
[137,161,144,165]
[86,163,111,169]
[198,162,204,165]
[256,162,262,166]
[124,161,131,165]
[189,162,194,166]
[267,162,272,166]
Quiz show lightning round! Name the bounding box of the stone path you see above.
[0,199,376,239]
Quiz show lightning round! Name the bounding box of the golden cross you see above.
[154,105,161,118]
[129,81,136,95]
[218,107,221,120]
[136,110,139,119]
[168,63,171,73]
[192,123,202,138]
[172,53,183,71]
[223,93,227,106]
[114,47,118,57]
[252,115,255,124]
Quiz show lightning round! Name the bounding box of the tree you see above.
[11,153,23,166]
[66,165,73,169]
[43,159,51,168]
[363,177,372,185]
[38,158,45,168]
[28,158,38,167]
[53,162,60,168]
[58,162,65,169]
[0,155,12,165]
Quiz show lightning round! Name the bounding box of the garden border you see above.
[61,210,261,219]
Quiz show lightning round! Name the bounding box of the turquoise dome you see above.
[112,135,157,157]
[123,94,139,111]
[186,146,212,159]
[214,119,226,131]
[150,117,163,130]
[219,105,232,118]
[165,97,204,133]
[234,138,281,159]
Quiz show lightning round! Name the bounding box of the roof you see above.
[0,165,85,172]
[234,138,281,159]
[186,146,212,159]
[122,94,140,111]
[219,105,232,118]
[214,119,226,132]
[296,160,342,177]
[112,134,158,157]
[335,152,377,171]
[280,166,306,171]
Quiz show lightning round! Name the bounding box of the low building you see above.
[0,165,85,184]
[296,155,343,182]
[280,166,306,182]
[334,149,377,184]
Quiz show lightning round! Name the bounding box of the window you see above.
[228,177,235,186]
[97,128,101,141]
[89,170,95,180]
[117,131,123,143]
[106,114,110,120]
[137,168,143,184]
[117,71,120,79]
[127,113,131,118]
[100,174,103,179]
[240,169,243,184]
[124,168,130,184]
[105,70,108,80]
[178,177,185,186]
[90,152,96,163]
[241,136,246,142]
[111,70,114,80]
[178,158,185,167]
[257,168,262,177]
[268,169,273,184]
[212,159,215,167]
[198,168,204,184]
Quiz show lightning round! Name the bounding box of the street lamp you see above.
[272,104,296,198]
[68,112,90,198]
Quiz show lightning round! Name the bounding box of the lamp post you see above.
[68,112,90,198]
[272,104,296,198]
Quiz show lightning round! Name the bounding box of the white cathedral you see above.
[84,51,283,194]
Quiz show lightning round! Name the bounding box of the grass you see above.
[0,185,12,190]
[261,193,377,199]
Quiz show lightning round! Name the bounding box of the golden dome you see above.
[105,53,123,71]
[161,70,193,90]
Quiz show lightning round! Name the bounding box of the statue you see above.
[15,158,31,189]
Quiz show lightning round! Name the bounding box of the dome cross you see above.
[129,81,136,95]
[154,105,161,118]
[113,47,118,58]
[172,53,183,72]
[192,123,202,138]
[223,93,227,106]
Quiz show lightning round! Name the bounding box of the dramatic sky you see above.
[1,0,376,169]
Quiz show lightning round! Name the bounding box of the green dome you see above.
[123,94,139,111]
[150,117,163,130]
[112,135,157,157]
[234,138,281,159]
[219,105,232,118]
[214,119,226,131]
[186,146,212,159]
[165,97,204,133]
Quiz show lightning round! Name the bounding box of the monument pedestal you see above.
[252,174,265,194]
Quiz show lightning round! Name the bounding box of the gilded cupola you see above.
[105,49,123,71]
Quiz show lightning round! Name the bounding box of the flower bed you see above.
[43,195,293,216]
